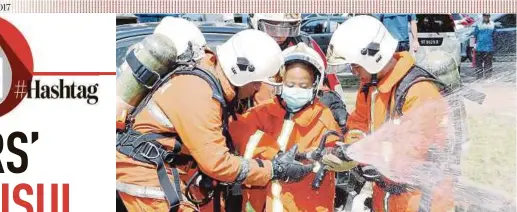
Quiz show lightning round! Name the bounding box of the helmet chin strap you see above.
[359,24,384,100]
[310,75,321,104]
[361,73,378,100]
[227,86,239,120]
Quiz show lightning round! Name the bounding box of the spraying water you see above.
[344,71,516,211]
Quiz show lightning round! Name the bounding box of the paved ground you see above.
[459,60,516,84]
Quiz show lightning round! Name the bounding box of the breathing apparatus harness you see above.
[353,24,477,211]
[116,52,243,212]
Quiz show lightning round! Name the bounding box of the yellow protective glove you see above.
[321,154,358,172]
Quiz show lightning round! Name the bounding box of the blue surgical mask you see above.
[281,85,314,112]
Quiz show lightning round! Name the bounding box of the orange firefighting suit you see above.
[229,97,341,212]
[344,52,454,212]
[116,50,273,211]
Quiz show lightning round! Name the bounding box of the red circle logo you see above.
[0,17,34,117]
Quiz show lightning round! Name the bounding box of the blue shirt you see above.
[374,14,416,42]
[473,21,495,52]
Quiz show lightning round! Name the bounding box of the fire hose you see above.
[295,130,353,190]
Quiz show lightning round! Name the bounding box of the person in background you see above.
[375,14,420,52]
[472,13,495,79]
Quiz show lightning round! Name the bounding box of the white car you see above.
[411,14,462,72]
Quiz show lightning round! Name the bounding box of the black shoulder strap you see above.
[127,64,237,154]
[177,67,241,210]
[392,66,447,117]
[131,64,227,118]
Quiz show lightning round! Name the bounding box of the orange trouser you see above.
[119,192,199,212]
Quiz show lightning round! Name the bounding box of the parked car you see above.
[302,13,339,20]
[180,13,204,22]
[234,13,249,24]
[461,13,516,62]
[465,13,483,23]
[411,14,462,71]
[300,16,356,87]
[134,13,181,23]
[453,13,474,31]
[116,14,138,26]
[301,13,343,25]
[300,16,347,53]
[301,13,321,20]
[461,14,478,25]
[116,21,248,74]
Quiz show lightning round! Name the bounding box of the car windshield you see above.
[416,14,455,33]
[203,33,233,50]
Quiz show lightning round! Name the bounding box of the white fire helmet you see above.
[217,29,284,87]
[154,17,207,62]
[249,13,302,39]
[327,15,398,75]
[282,42,326,89]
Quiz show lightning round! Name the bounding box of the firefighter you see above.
[247,13,349,134]
[116,25,314,211]
[229,42,342,212]
[324,15,454,212]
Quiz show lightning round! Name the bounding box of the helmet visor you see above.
[285,54,325,75]
[257,20,301,38]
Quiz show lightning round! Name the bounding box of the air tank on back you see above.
[116,33,177,123]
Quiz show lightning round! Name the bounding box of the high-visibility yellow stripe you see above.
[369,87,379,133]
[243,130,264,159]
[272,119,295,212]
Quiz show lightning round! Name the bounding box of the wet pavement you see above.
[460,60,516,84]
